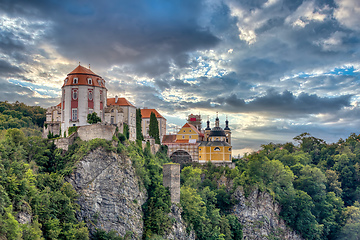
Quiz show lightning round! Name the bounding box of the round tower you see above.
[61,65,107,136]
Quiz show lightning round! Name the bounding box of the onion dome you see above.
[205,120,211,130]
[62,65,106,88]
[224,119,230,131]
[209,126,226,137]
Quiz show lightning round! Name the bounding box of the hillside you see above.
[0,102,360,239]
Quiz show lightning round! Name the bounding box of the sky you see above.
[1,0,360,156]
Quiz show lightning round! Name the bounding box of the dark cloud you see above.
[173,89,351,116]
[1,0,220,75]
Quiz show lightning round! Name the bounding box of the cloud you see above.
[334,0,360,31]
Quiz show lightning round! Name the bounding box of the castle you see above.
[43,65,165,142]
[44,65,232,164]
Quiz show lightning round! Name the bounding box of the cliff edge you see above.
[67,148,147,239]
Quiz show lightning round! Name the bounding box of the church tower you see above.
[224,118,231,144]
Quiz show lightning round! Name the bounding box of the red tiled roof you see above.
[107,97,135,107]
[162,134,176,144]
[62,65,106,88]
[56,103,62,108]
[141,109,164,119]
[68,65,99,76]
[182,123,201,135]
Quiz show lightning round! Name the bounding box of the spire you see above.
[215,113,219,127]
[205,116,211,130]
[224,116,230,130]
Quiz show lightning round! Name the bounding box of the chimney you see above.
[115,95,118,103]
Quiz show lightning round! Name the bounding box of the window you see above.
[189,130,191,132]
[189,136,192,139]
[88,90,93,100]
[182,135,185,139]
[183,130,185,132]
[88,78,92,85]
[64,79,68,84]
[73,78,78,84]
[100,90,103,101]
[228,148,231,151]
[214,147,221,151]
[72,108,77,121]
[111,116,114,124]
[72,89,78,100]
[97,80,101,86]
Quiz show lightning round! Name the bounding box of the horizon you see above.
[1,0,360,155]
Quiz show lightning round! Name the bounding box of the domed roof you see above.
[68,65,100,77]
[62,65,106,88]
[209,126,226,137]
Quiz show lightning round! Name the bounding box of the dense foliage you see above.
[148,112,160,144]
[87,113,101,124]
[233,132,360,240]
[0,101,45,130]
[180,164,242,240]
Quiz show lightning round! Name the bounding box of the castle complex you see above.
[44,64,232,164]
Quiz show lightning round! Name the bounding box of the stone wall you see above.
[54,132,77,151]
[77,124,116,141]
[163,164,180,203]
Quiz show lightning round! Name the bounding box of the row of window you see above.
[199,147,232,151]
[64,78,105,86]
[70,89,101,101]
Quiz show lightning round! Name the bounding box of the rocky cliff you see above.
[67,148,147,239]
[163,204,195,240]
[232,186,303,240]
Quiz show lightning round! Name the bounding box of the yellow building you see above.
[199,117,232,163]
[162,115,232,164]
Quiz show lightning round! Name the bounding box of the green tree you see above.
[123,123,129,140]
[149,112,160,144]
[87,112,102,124]
[136,109,144,141]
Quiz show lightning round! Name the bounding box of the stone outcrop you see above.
[163,204,195,240]
[67,148,147,239]
[232,187,303,240]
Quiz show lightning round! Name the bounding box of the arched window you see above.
[72,89,78,100]
[88,78,92,85]
[73,78,78,84]
[214,147,221,151]
[88,90,93,100]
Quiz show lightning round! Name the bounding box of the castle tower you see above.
[224,118,231,144]
[163,163,180,203]
[187,114,202,131]
[61,65,107,136]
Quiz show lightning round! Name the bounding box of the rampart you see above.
[77,124,116,141]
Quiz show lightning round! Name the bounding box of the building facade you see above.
[162,115,232,164]
[141,108,167,142]
[44,65,141,141]
[60,65,107,137]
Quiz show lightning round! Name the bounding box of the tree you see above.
[136,108,144,141]
[123,123,129,140]
[149,112,160,144]
[87,112,101,124]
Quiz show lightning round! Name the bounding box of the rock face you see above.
[232,187,303,240]
[67,148,147,239]
[163,204,195,240]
